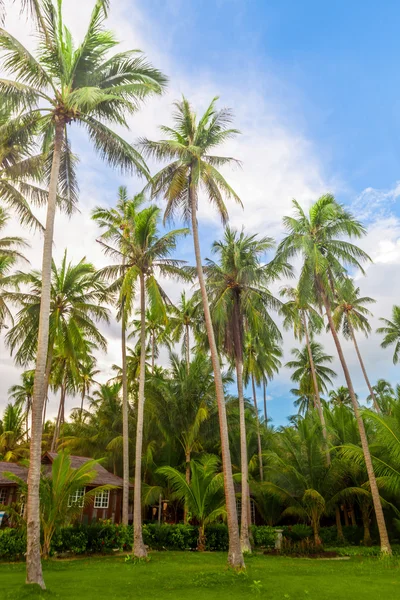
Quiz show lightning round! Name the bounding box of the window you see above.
[68,488,85,508]
[0,488,7,505]
[236,498,256,525]
[94,490,110,509]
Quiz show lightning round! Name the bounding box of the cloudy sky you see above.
[1,0,400,425]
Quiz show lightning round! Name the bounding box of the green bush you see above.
[0,528,26,560]
[52,526,88,555]
[282,524,312,542]
[251,525,276,548]
[205,524,229,551]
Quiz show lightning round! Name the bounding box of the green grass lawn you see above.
[1,552,399,600]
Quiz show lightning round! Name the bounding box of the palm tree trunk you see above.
[263,378,267,423]
[251,374,263,482]
[42,345,53,428]
[189,182,244,569]
[348,322,380,413]
[235,356,251,552]
[121,303,129,526]
[185,323,190,371]
[133,272,147,557]
[184,450,190,524]
[322,293,391,554]
[26,120,64,588]
[303,313,331,466]
[151,331,155,373]
[51,383,66,452]
[361,504,372,546]
[80,389,85,416]
[335,506,345,542]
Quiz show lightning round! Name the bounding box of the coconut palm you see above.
[158,455,226,551]
[130,307,170,373]
[204,226,282,550]
[329,386,354,408]
[167,291,199,369]
[8,369,35,440]
[367,379,395,414]
[286,343,336,416]
[76,355,100,416]
[92,187,145,526]
[97,204,189,557]
[332,278,379,411]
[139,97,245,568]
[0,206,29,328]
[280,285,329,446]
[0,0,166,585]
[377,306,400,365]
[276,194,391,554]
[0,402,28,461]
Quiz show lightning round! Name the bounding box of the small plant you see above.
[250,580,263,595]
[124,554,151,565]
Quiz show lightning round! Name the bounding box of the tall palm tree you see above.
[76,354,100,416]
[276,194,392,554]
[286,343,336,416]
[130,307,170,373]
[8,369,35,440]
[377,306,400,364]
[329,386,354,408]
[367,379,395,414]
[280,285,330,451]
[205,227,282,550]
[0,0,166,586]
[0,402,28,461]
[93,187,145,525]
[332,278,379,412]
[97,204,189,558]
[0,206,29,328]
[139,97,245,568]
[167,291,199,370]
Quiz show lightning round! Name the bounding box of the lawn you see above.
[0,552,399,600]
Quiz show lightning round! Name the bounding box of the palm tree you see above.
[0,402,28,461]
[167,291,199,370]
[139,97,245,568]
[377,306,400,364]
[276,194,392,554]
[0,0,166,586]
[329,386,354,408]
[158,455,226,551]
[332,278,379,412]
[205,227,282,550]
[76,355,100,416]
[286,343,336,416]
[367,379,395,414]
[93,187,145,526]
[130,307,170,373]
[8,370,35,440]
[0,206,29,328]
[97,204,189,558]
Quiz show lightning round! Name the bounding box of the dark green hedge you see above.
[0,523,276,559]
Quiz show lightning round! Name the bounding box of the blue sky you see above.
[2,0,400,426]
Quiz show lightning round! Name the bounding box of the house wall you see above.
[82,489,123,524]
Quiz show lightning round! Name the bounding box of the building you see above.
[0,452,131,526]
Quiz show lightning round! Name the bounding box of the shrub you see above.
[0,528,26,560]
[205,524,229,551]
[251,525,276,548]
[283,524,312,542]
[51,526,88,555]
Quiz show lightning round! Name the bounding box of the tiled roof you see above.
[0,454,130,488]
[0,462,28,485]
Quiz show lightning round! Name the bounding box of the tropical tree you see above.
[93,188,145,526]
[139,97,245,568]
[0,0,166,586]
[8,369,35,439]
[329,386,354,408]
[367,379,395,414]
[205,226,282,549]
[96,204,189,557]
[76,354,100,416]
[0,206,29,328]
[167,291,199,370]
[286,342,336,416]
[276,194,392,554]
[377,306,400,364]
[332,278,379,411]
[0,402,28,461]
[158,455,226,551]
[130,307,170,373]
[5,451,113,557]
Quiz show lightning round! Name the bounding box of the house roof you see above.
[0,462,28,486]
[0,453,131,489]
